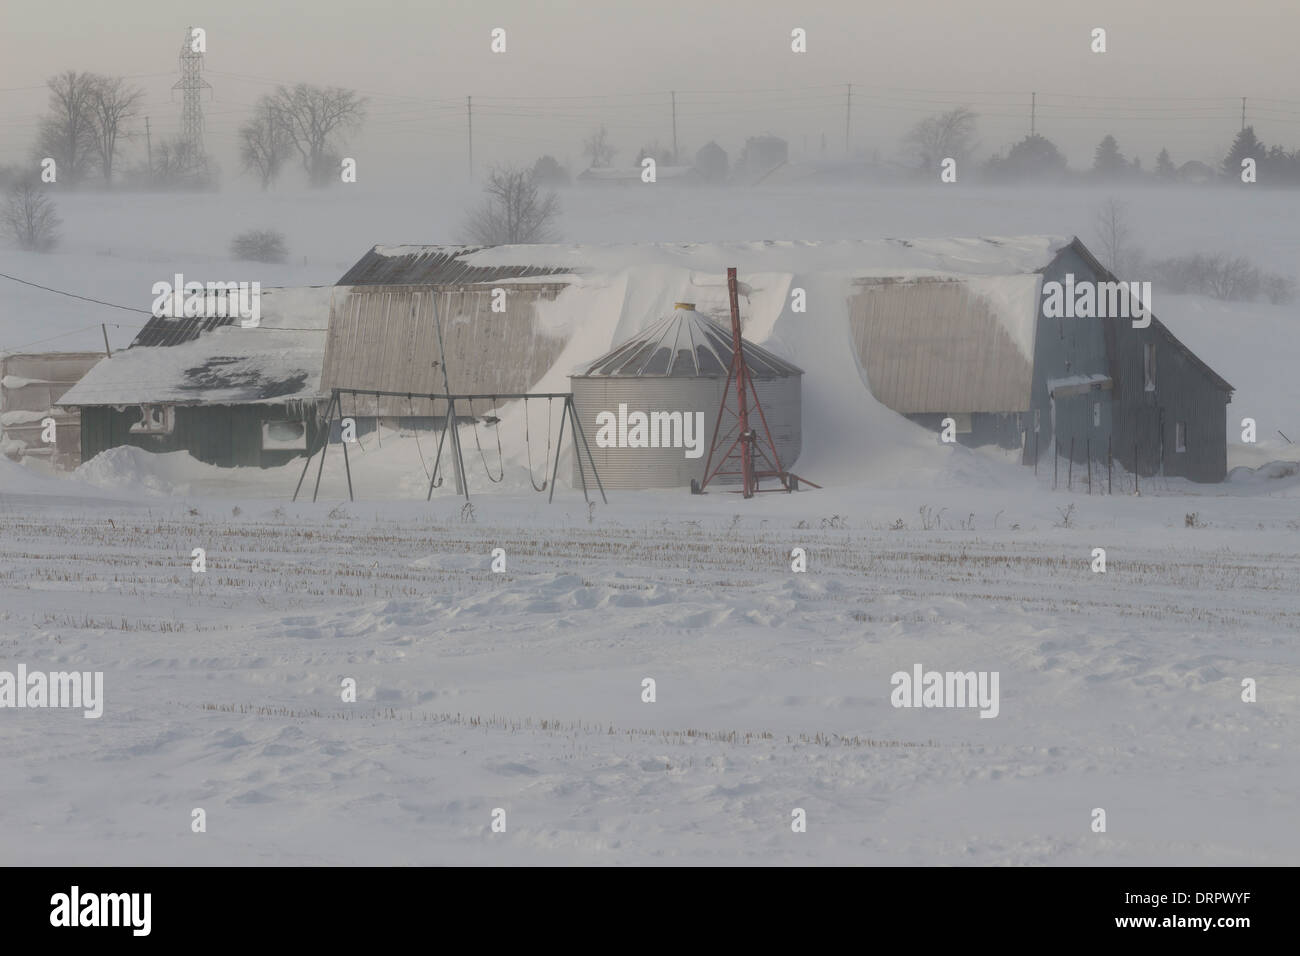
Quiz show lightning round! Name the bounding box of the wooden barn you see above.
[0,351,103,469]
[325,245,576,420]
[57,287,336,468]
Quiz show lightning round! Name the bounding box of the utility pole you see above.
[145,116,152,181]
[845,83,852,157]
[671,90,678,165]
[1031,92,1036,137]
[467,96,473,181]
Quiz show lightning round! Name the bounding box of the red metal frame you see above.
[698,268,819,496]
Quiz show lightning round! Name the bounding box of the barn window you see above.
[1093,402,1101,427]
[129,404,174,435]
[1175,421,1186,453]
[1144,343,1156,391]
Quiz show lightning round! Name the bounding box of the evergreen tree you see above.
[1155,148,1176,181]
[985,134,1068,181]
[1223,126,1264,178]
[1092,134,1127,178]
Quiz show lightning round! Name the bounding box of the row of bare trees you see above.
[239,85,367,189]
[26,69,367,191]
[36,71,144,186]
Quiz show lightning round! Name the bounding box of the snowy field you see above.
[2,181,1298,865]
[1,446,1298,865]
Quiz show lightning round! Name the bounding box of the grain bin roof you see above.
[576,304,802,378]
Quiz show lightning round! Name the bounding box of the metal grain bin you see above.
[570,304,802,489]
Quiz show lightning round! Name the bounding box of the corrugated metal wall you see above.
[570,376,801,489]
[320,284,569,417]
[847,280,1034,413]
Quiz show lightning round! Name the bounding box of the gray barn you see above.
[1028,238,1233,482]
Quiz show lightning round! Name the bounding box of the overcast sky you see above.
[3,0,1299,181]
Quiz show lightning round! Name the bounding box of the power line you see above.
[0,271,153,314]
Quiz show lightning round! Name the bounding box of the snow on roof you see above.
[58,286,336,407]
[1046,373,1113,396]
[576,303,802,378]
[362,236,1069,284]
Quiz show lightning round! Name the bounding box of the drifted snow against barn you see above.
[53,237,1233,485]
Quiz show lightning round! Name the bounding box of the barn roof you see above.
[576,304,802,378]
[339,245,574,286]
[57,287,336,407]
[339,237,1072,286]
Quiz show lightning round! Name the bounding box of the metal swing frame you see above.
[291,387,606,505]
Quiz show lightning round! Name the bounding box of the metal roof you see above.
[338,245,574,286]
[131,314,238,348]
[576,305,803,378]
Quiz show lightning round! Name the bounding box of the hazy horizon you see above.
[4,0,1299,183]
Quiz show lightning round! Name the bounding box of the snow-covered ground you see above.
[1,440,1298,865]
[2,181,1298,865]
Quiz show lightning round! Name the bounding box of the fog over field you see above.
[1,1,1297,875]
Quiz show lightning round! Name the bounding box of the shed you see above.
[57,286,336,468]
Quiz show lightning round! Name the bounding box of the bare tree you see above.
[35,71,100,185]
[269,84,366,187]
[2,182,61,251]
[1093,198,1132,276]
[463,165,560,245]
[583,125,616,168]
[903,106,979,169]
[88,76,144,186]
[239,97,293,190]
[151,137,209,189]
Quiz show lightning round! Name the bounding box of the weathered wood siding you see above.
[1029,243,1230,481]
[320,284,570,417]
[1027,247,1115,469]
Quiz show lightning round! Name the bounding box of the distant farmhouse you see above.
[55,237,1233,483]
[575,166,702,186]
